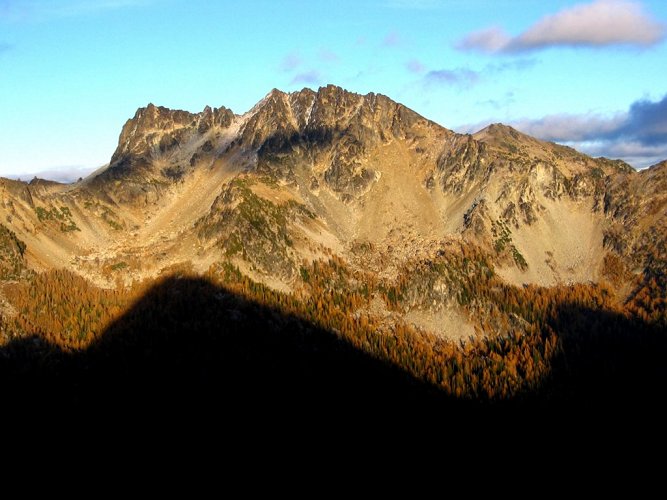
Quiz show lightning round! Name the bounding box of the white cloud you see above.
[457,27,510,53]
[458,93,667,168]
[509,113,626,142]
[510,94,667,146]
[5,165,98,184]
[574,140,667,168]
[457,0,665,53]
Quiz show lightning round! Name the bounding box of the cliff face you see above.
[0,85,664,338]
[110,103,235,165]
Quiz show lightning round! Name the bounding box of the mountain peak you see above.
[473,122,531,143]
[647,159,667,172]
[108,100,234,169]
[266,87,288,100]
[316,83,359,97]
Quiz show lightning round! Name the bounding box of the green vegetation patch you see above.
[0,223,27,280]
[492,220,528,271]
[35,205,80,232]
[110,261,128,271]
[102,210,124,230]
[198,178,314,278]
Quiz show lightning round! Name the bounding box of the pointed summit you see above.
[473,123,536,145]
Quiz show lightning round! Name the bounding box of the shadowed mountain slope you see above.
[0,276,452,414]
[1,274,665,418]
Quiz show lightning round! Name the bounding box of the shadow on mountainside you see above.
[0,276,451,416]
[0,276,665,421]
[535,302,667,411]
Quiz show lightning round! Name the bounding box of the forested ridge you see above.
[1,243,664,412]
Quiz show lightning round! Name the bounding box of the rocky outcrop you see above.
[0,223,27,279]
[111,103,234,165]
[602,161,667,269]
[195,178,313,280]
[241,85,433,197]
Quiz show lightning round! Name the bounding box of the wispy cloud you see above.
[457,0,665,54]
[476,91,516,110]
[421,58,536,88]
[279,52,302,72]
[318,48,339,63]
[290,70,321,85]
[406,58,425,73]
[485,58,539,72]
[279,49,331,86]
[382,31,401,47]
[0,0,155,21]
[424,68,480,87]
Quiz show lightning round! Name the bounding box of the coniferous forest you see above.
[1,244,664,417]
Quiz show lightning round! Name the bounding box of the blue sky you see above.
[1,0,666,180]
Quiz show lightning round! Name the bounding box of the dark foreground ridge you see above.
[0,276,448,415]
[1,275,665,423]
